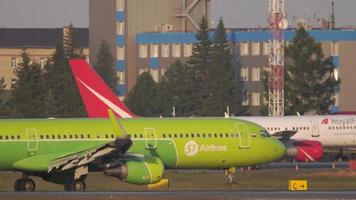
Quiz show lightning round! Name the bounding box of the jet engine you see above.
[103,155,164,185]
[285,140,323,162]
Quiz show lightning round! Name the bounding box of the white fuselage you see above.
[237,115,356,148]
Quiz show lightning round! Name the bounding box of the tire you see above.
[65,180,86,192]
[23,179,36,192]
[14,179,24,191]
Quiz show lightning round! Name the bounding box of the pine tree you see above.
[11,50,45,118]
[43,42,85,117]
[185,15,214,116]
[205,18,245,116]
[94,40,117,93]
[124,72,158,117]
[284,27,340,115]
[64,23,86,59]
[159,60,190,117]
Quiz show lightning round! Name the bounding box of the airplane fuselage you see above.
[238,115,356,147]
[0,117,286,172]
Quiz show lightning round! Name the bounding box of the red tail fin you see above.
[69,59,136,118]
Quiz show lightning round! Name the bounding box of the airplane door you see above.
[235,123,251,149]
[310,120,320,137]
[144,127,157,150]
[26,129,38,155]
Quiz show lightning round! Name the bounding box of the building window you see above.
[40,58,47,69]
[116,21,125,35]
[150,69,158,82]
[172,43,181,58]
[116,46,125,60]
[334,68,339,81]
[251,67,260,81]
[11,57,18,71]
[183,43,192,57]
[117,71,125,84]
[161,44,169,58]
[139,44,148,58]
[242,92,249,106]
[331,42,339,56]
[160,68,166,77]
[334,94,340,106]
[240,42,249,56]
[263,42,269,55]
[252,42,260,55]
[150,44,159,58]
[252,92,260,106]
[240,67,249,81]
[116,0,124,11]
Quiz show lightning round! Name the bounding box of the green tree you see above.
[94,40,117,93]
[284,27,339,115]
[124,72,158,117]
[185,15,214,116]
[205,18,245,116]
[0,77,5,105]
[64,23,86,59]
[43,43,85,117]
[159,60,190,117]
[11,50,45,118]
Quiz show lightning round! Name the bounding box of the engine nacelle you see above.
[285,140,323,162]
[104,155,164,185]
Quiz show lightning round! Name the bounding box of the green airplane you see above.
[0,60,286,192]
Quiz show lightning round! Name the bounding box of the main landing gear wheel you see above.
[64,180,86,192]
[14,178,36,192]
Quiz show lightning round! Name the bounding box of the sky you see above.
[0,0,355,28]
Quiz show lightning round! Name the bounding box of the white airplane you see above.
[237,115,356,161]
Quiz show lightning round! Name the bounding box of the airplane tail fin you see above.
[69,59,136,118]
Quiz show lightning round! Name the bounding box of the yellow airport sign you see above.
[289,180,308,191]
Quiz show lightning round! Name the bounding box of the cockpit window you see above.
[260,130,271,138]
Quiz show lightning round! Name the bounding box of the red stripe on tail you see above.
[69,59,136,118]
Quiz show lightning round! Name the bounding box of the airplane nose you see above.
[273,140,286,161]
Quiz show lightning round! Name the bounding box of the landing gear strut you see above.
[14,173,35,192]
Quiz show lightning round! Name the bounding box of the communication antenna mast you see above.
[268,0,287,116]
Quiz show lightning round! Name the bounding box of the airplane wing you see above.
[272,130,298,140]
[49,110,132,172]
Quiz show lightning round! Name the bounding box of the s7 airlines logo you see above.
[184,141,199,157]
[184,141,228,157]
[321,118,329,125]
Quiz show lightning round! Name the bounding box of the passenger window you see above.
[174,134,177,138]
[40,135,44,140]
[46,135,50,139]
[58,135,61,139]
[163,134,166,138]
[197,133,200,138]
[186,133,189,138]
[139,134,143,138]
[191,133,194,138]
[202,133,206,138]
[111,134,115,139]
[230,133,234,138]
[180,133,183,138]
[168,134,172,138]
[63,135,67,139]
[11,135,14,140]
[87,134,91,139]
[105,134,108,139]
[52,135,55,139]
[17,135,20,140]
[225,133,229,138]
[214,133,217,138]
[75,135,79,139]
[235,133,239,138]
[69,135,73,139]
[208,133,212,138]
[220,133,223,138]
[0,135,2,140]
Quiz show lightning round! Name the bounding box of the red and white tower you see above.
[268,0,287,116]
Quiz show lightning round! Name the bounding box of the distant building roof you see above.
[0,28,88,48]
